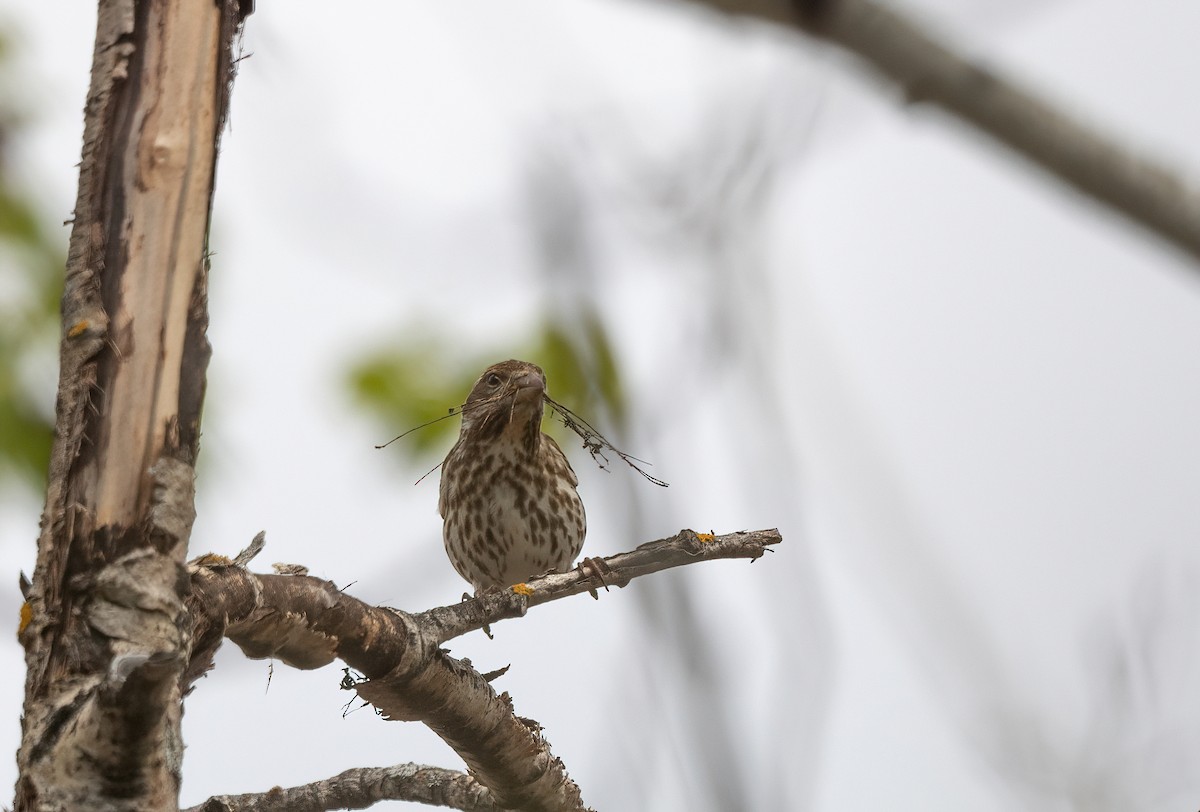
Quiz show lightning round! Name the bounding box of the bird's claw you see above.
[463,590,495,638]
[578,556,614,600]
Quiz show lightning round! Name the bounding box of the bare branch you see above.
[415,528,782,643]
[185,528,782,810]
[183,764,500,812]
[683,0,1200,264]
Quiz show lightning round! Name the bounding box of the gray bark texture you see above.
[183,764,503,812]
[15,1,248,809]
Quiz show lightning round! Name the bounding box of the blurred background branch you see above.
[681,0,1200,264]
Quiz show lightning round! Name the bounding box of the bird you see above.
[438,359,587,593]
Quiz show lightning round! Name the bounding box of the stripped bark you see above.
[15,1,248,809]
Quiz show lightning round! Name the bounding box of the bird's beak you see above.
[513,370,545,403]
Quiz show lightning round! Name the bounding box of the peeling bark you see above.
[16,1,248,809]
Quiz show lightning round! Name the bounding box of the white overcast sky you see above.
[2,0,1200,810]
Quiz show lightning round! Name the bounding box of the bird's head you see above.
[458,359,548,452]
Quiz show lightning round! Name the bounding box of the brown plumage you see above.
[438,360,587,592]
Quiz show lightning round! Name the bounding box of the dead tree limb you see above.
[15,1,248,810]
[185,529,781,811]
[685,0,1200,264]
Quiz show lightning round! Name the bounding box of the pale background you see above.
[2,0,1199,809]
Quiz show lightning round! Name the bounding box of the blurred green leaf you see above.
[347,341,478,457]
[0,395,52,483]
[346,310,628,466]
[0,27,63,492]
[1,188,41,241]
[525,312,627,430]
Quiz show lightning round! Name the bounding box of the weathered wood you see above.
[183,529,780,811]
[16,1,247,809]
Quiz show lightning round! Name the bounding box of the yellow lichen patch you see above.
[67,320,90,338]
[511,583,534,596]
[190,552,233,567]
[18,602,32,636]
[696,532,716,543]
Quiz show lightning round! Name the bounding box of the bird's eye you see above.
[486,373,502,387]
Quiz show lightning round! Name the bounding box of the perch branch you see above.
[415,528,781,643]
[184,764,499,812]
[684,0,1200,264]
[185,528,781,812]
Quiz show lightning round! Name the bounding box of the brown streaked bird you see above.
[439,359,587,592]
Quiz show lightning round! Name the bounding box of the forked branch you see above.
[185,528,781,812]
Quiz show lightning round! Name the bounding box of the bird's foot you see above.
[463,589,496,639]
[578,556,614,600]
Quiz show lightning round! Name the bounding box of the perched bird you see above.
[439,359,587,592]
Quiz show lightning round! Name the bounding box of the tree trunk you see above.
[15,1,248,809]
